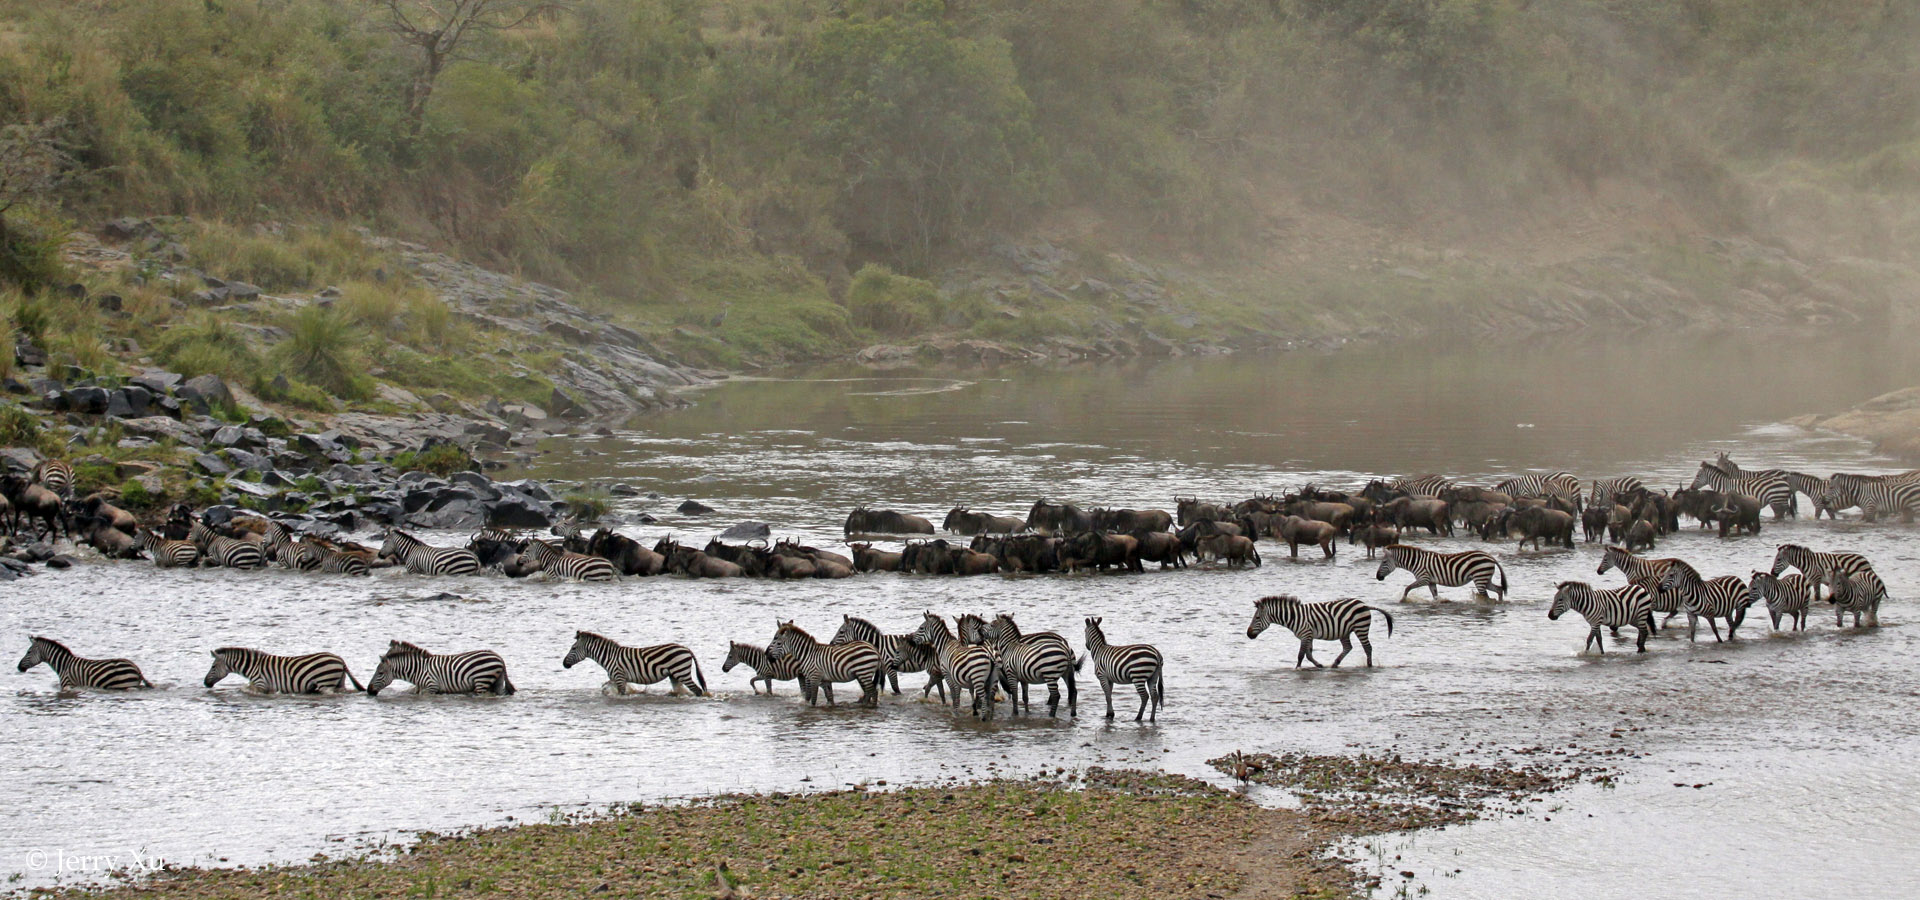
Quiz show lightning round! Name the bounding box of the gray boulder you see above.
[717,521,772,541]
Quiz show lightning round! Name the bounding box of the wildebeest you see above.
[942,507,1025,535]
[1581,505,1610,543]
[1057,531,1141,573]
[1091,507,1173,533]
[1281,499,1356,532]
[848,542,903,572]
[944,544,1000,575]
[1026,499,1095,535]
[72,514,145,559]
[1174,519,1245,556]
[1131,529,1187,569]
[654,538,744,577]
[1274,515,1338,559]
[66,494,137,535]
[1349,522,1400,558]
[1384,497,1452,536]
[1490,505,1576,550]
[773,539,854,578]
[985,533,1060,573]
[1175,497,1232,526]
[1,473,64,541]
[843,507,935,536]
[1717,494,1763,537]
[1624,518,1658,552]
[1672,488,1726,529]
[587,528,666,576]
[1198,533,1261,567]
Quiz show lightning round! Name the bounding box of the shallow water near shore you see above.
[6,329,1920,898]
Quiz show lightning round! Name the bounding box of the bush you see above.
[117,478,155,510]
[392,442,474,477]
[269,306,373,400]
[0,401,40,445]
[846,264,939,336]
[562,488,611,522]
[0,215,65,294]
[154,314,262,382]
[248,371,336,410]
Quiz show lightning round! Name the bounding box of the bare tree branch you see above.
[371,1,573,136]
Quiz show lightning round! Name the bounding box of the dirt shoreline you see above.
[25,757,1599,900]
[1790,385,1920,462]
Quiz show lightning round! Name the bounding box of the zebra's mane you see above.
[1256,594,1300,609]
[776,621,818,644]
[385,640,433,658]
[28,636,67,652]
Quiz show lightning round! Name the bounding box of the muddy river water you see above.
[4,330,1918,898]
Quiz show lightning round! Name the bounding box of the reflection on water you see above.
[4,330,1918,898]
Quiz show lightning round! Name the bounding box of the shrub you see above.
[562,488,611,522]
[392,442,474,477]
[846,264,939,336]
[0,401,40,445]
[117,478,155,510]
[154,314,262,382]
[269,306,373,400]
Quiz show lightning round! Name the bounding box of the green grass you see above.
[392,443,475,477]
[182,222,395,293]
[270,306,373,401]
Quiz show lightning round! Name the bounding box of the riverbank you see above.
[27,758,1593,900]
[1790,385,1920,462]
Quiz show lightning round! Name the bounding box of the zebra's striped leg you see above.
[1707,617,1724,643]
[1045,681,1060,717]
[1065,674,1077,718]
[1585,626,1601,655]
[887,669,900,695]
[1294,640,1311,668]
[1133,679,1150,723]
[861,674,879,706]
[1100,675,1116,720]
[1330,637,1353,668]
[1357,630,1374,667]
[1686,612,1698,643]
[820,681,837,706]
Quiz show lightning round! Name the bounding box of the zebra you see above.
[308,541,372,576]
[1588,476,1646,507]
[1822,474,1920,523]
[1712,454,1830,517]
[1375,545,1507,601]
[979,613,1078,717]
[368,640,515,696]
[765,620,882,707]
[1770,543,1879,603]
[516,537,617,582]
[830,616,940,698]
[203,647,363,694]
[17,637,152,690]
[259,521,306,568]
[1748,571,1813,632]
[135,527,200,567]
[563,631,705,696]
[721,641,803,694]
[1083,616,1163,723]
[1246,594,1395,667]
[187,521,266,569]
[1824,569,1886,628]
[1656,566,1753,642]
[378,530,482,576]
[907,613,1001,719]
[1392,474,1455,497]
[1690,462,1792,519]
[1548,582,1655,654]
[31,460,73,498]
[1495,472,1582,507]
[1596,545,1695,625]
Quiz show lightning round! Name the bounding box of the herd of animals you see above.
[5,453,1908,725]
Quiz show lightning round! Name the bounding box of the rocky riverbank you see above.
[29,755,1599,900]
[1791,386,1920,461]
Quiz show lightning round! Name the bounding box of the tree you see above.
[374,1,572,137]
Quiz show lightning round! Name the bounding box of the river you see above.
[4,329,1917,898]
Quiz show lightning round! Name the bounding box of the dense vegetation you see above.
[3,1,1917,361]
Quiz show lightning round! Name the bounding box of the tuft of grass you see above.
[846,263,936,337]
[561,487,610,522]
[269,306,373,401]
[0,401,40,445]
[184,222,393,293]
[391,442,475,477]
[153,313,263,383]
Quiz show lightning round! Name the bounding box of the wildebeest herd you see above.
[7,453,1906,722]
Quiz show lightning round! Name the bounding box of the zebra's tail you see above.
[693,658,708,696]
[1496,561,1509,597]
[342,665,365,693]
[1153,669,1165,707]
[1372,606,1395,638]
[1073,653,1086,673]
[497,674,517,696]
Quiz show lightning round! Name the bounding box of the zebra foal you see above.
[368,640,515,696]
[1376,545,1507,601]
[1549,582,1655,654]
[1083,617,1163,723]
[378,530,482,576]
[831,616,939,698]
[722,641,803,694]
[766,620,882,707]
[204,647,363,694]
[564,631,705,696]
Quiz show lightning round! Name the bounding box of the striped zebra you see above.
[1713,454,1830,517]
[1690,462,1792,519]
[31,460,73,498]
[1596,545,1695,625]
[307,540,372,576]
[980,613,1078,717]
[1393,474,1455,498]
[1549,582,1655,654]
[378,530,482,576]
[259,521,306,568]
[1375,545,1507,601]
[516,537,617,582]
[1824,569,1886,628]
[1246,595,1395,668]
[1656,567,1753,643]
[1748,571,1813,632]
[907,613,1001,719]
[1822,474,1920,523]
[721,641,803,694]
[1770,543,1878,603]
[1083,616,1163,723]
[563,631,705,696]
[1588,476,1645,507]
[1495,472,1582,506]
[766,620,882,707]
[831,616,940,698]
[368,640,515,696]
[203,647,363,694]
[135,527,200,567]
[17,637,152,690]
[187,521,265,569]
